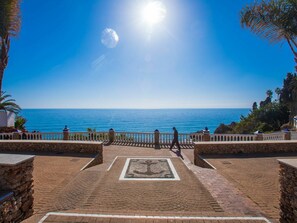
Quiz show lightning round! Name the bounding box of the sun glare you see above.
[142,1,167,26]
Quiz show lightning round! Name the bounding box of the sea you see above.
[20,109,250,133]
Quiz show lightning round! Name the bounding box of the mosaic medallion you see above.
[119,158,180,181]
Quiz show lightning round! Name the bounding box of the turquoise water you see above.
[20,109,249,133]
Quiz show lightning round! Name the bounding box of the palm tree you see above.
[275,87,281,100]
[0,92,21,114]
[240,0,297,70]
[0,0,21,93]
[14,115,26,130]
[266,89,273,98]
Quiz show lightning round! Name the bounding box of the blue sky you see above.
[4,0,295,108]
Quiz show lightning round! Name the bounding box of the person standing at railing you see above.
[169,127,181,152]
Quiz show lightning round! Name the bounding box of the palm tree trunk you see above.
[287,39,297,57]
[287,39,297,71]
[0,36,10,93]
[0,69,3,93]
[292,39,297,49]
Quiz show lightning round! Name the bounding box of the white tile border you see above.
[119,158,180,181]
[39,212,272,223]
[107,156,118,171]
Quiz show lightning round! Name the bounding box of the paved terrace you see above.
[19,145,286,223]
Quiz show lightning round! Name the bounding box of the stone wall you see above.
[278,159,297,223]
[0,140,103,154]
[0,193,19,223]
[194,155,215,169]
[0,155,34,222]
[194,141,297,156]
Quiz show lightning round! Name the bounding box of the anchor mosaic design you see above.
[120,158,180,180]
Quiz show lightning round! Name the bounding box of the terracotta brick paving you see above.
[32,154,94,214]
[24,146,272,223]
[180,151,264,217]
[181,149,297,222]
[77,157,222,214]
[202,153,297,222]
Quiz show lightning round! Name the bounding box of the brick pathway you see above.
[23,146,272,223]
[31,154,94,214]
[79,157,222,214]
[181,150,297,222]
[203,153,297,222]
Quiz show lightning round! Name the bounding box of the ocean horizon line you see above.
[21,108,250,110]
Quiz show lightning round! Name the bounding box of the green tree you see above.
[275,87,281,100]
[279,73,297,123]
[0,0,21,93]
[240,0,297,70]
[260,89,273,108]
[0,92,21,113]
[266,89,273,98]
[233,102,289,133]
[252,102,258,111]
[14,115,26,130]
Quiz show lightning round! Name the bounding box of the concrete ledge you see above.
[278,159,297,169]
[0,140,103,154]
[0,154,35,166]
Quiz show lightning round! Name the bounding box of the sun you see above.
[142,1,167,26]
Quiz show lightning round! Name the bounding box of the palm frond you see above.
[240,0,297,63]
[240,0,289,43]
[0,92,21,113]
[0,0,21,38]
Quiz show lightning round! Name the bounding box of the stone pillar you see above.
[109,128,115,143]
[254,131,263,141]
[154,129,160,147]
[63,125,69,140]
[278,159,297,223]
[202,127,210,142]
[12,132,21,140]
[0,154,35,222]
[283,131,291,140]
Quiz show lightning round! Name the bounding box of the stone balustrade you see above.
[0,130,291,148]
[0,154,34,222]
[278,159,297,223]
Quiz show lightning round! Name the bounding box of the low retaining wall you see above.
[194,141,297,156]
[194,155,215,169]
[0,140,103,154]
[0,192,18,222]
[278,159,297,223]
[0,154,34,222]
